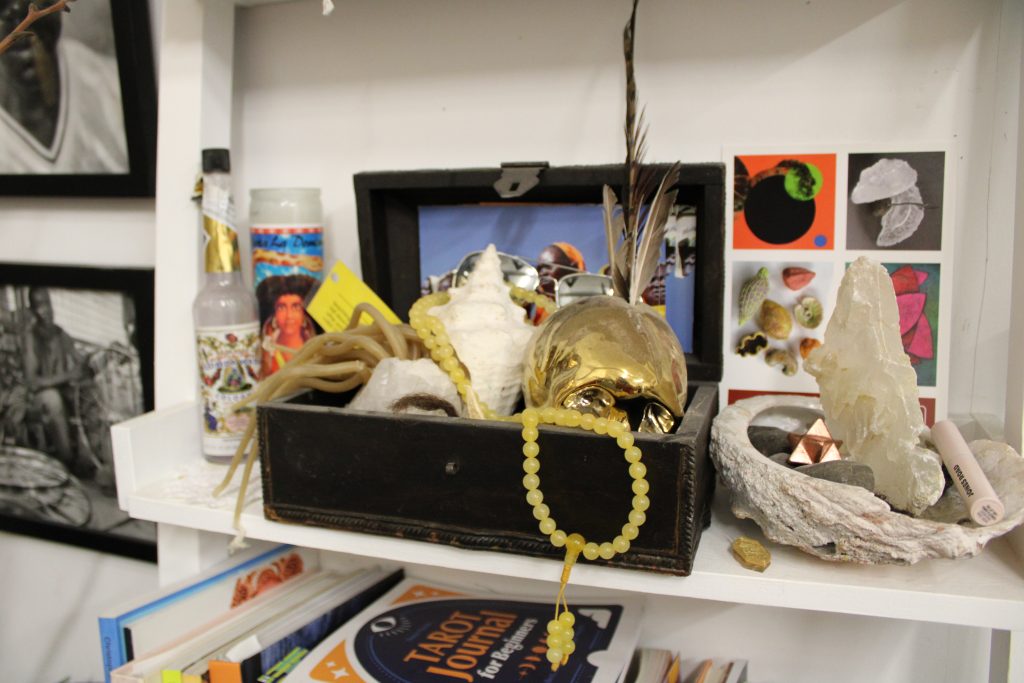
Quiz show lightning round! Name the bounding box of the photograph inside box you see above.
[418,203,697,353]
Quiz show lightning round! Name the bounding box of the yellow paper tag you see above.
[307,260,402,331]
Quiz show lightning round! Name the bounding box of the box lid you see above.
[354,163,724,382]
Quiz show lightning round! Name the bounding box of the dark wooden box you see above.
[258,163,725,575]
[259,384,717,575]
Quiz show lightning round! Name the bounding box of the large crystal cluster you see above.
[804,257,943,515]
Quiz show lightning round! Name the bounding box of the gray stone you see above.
[769,453,794,466]
[748,425,792,457]
[796,460,875,492]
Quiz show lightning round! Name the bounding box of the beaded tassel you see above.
[410,291,648,672]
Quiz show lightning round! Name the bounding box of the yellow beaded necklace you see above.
[409,288,650,671]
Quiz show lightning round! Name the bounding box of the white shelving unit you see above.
[131,0,1024,681]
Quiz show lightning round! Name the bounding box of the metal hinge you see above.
[493,162,549,199]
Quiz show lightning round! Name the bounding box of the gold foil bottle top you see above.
[203,214,241,273]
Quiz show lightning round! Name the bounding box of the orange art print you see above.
[733,154,836,250]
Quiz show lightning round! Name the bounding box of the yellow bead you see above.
[436,345,454,359]
[456,382,471,396]
[541,406,558,424]
[523,457,540,474]
[523,474,540,490]
[580,413,596,430]
[564,410,582,427]
[521,409,540,428]
[546,648,563,664]
[521,426,539,442]
[566,533,585,554]
[526,489,544,506]
[562,626,574,641]
[632,494,650,512]
[612,535,630,553]
[554,410,568,426]
[550,530,567,547]
[607,421,626,439]
[416,327,431,340]
[423,337,436,350]
[629,462,647,479]
[593,418,609,435]
[616,432,634,449]
[533,503,550,520]
[622,523,639,540]
[441,357,459,372]
[632,478,649,495]
[582,542,599,560]
[564,640,576,655]
[598,542,615,559]
[539,518,556,535]
[433,333,449,347]
[624,446,642,463]
[523,441,540,458]
[547,620,564,636]
[449,367,466,383]
[629,509,646,527]
[558,612,575,627]
[547,633,564,649]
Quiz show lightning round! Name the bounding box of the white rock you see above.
[429,244,536,416]
[804,257,943,515]
[710,395,1024,564]
[348,358,462,417]
[851,158,918,204]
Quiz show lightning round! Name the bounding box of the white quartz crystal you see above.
[348,358,462,416]
[804,257,943,515]
[850,158,918,204]
[711,396,1024,564]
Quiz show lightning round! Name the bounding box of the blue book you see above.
[98,544,320,683]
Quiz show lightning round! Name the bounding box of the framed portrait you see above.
[0,264,155,561]
[0,0,156,197]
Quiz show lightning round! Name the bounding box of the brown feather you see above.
[630,164,680,303]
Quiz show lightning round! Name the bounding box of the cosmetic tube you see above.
[931,420,1004,526]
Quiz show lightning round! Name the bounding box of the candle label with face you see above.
[195,322,261,456]
[252,224,324,378]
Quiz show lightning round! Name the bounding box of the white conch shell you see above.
[429,244,536,416]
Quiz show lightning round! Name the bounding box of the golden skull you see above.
[523,296,688,433]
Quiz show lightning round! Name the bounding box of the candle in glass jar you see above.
[250,188,324,378]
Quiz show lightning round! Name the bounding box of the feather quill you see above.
[602,0,680,304]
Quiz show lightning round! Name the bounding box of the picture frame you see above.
[0,264,155,561]
[0,0,157,197]
[354,163,725,382]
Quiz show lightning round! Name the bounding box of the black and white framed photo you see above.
[0,0,156,197]
[0,264,155,560]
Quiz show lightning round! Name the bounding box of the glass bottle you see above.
[192,148,261,463]
[249,188,324,379]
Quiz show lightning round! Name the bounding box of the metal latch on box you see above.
[493,162,549,198]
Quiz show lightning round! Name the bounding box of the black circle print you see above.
[743,175,816,245]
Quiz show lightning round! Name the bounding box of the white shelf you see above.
[112,402,1024,633]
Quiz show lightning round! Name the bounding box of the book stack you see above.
[621,648,749,683]
[98,544,402,683]
[99,551,647,683]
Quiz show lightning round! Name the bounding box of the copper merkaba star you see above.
[787,418,843,465]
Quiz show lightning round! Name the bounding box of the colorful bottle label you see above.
[195,322,261,456]
[252,224,324,378]
[251,224,324,286]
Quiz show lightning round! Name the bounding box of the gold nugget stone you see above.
[731,536,771,572]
